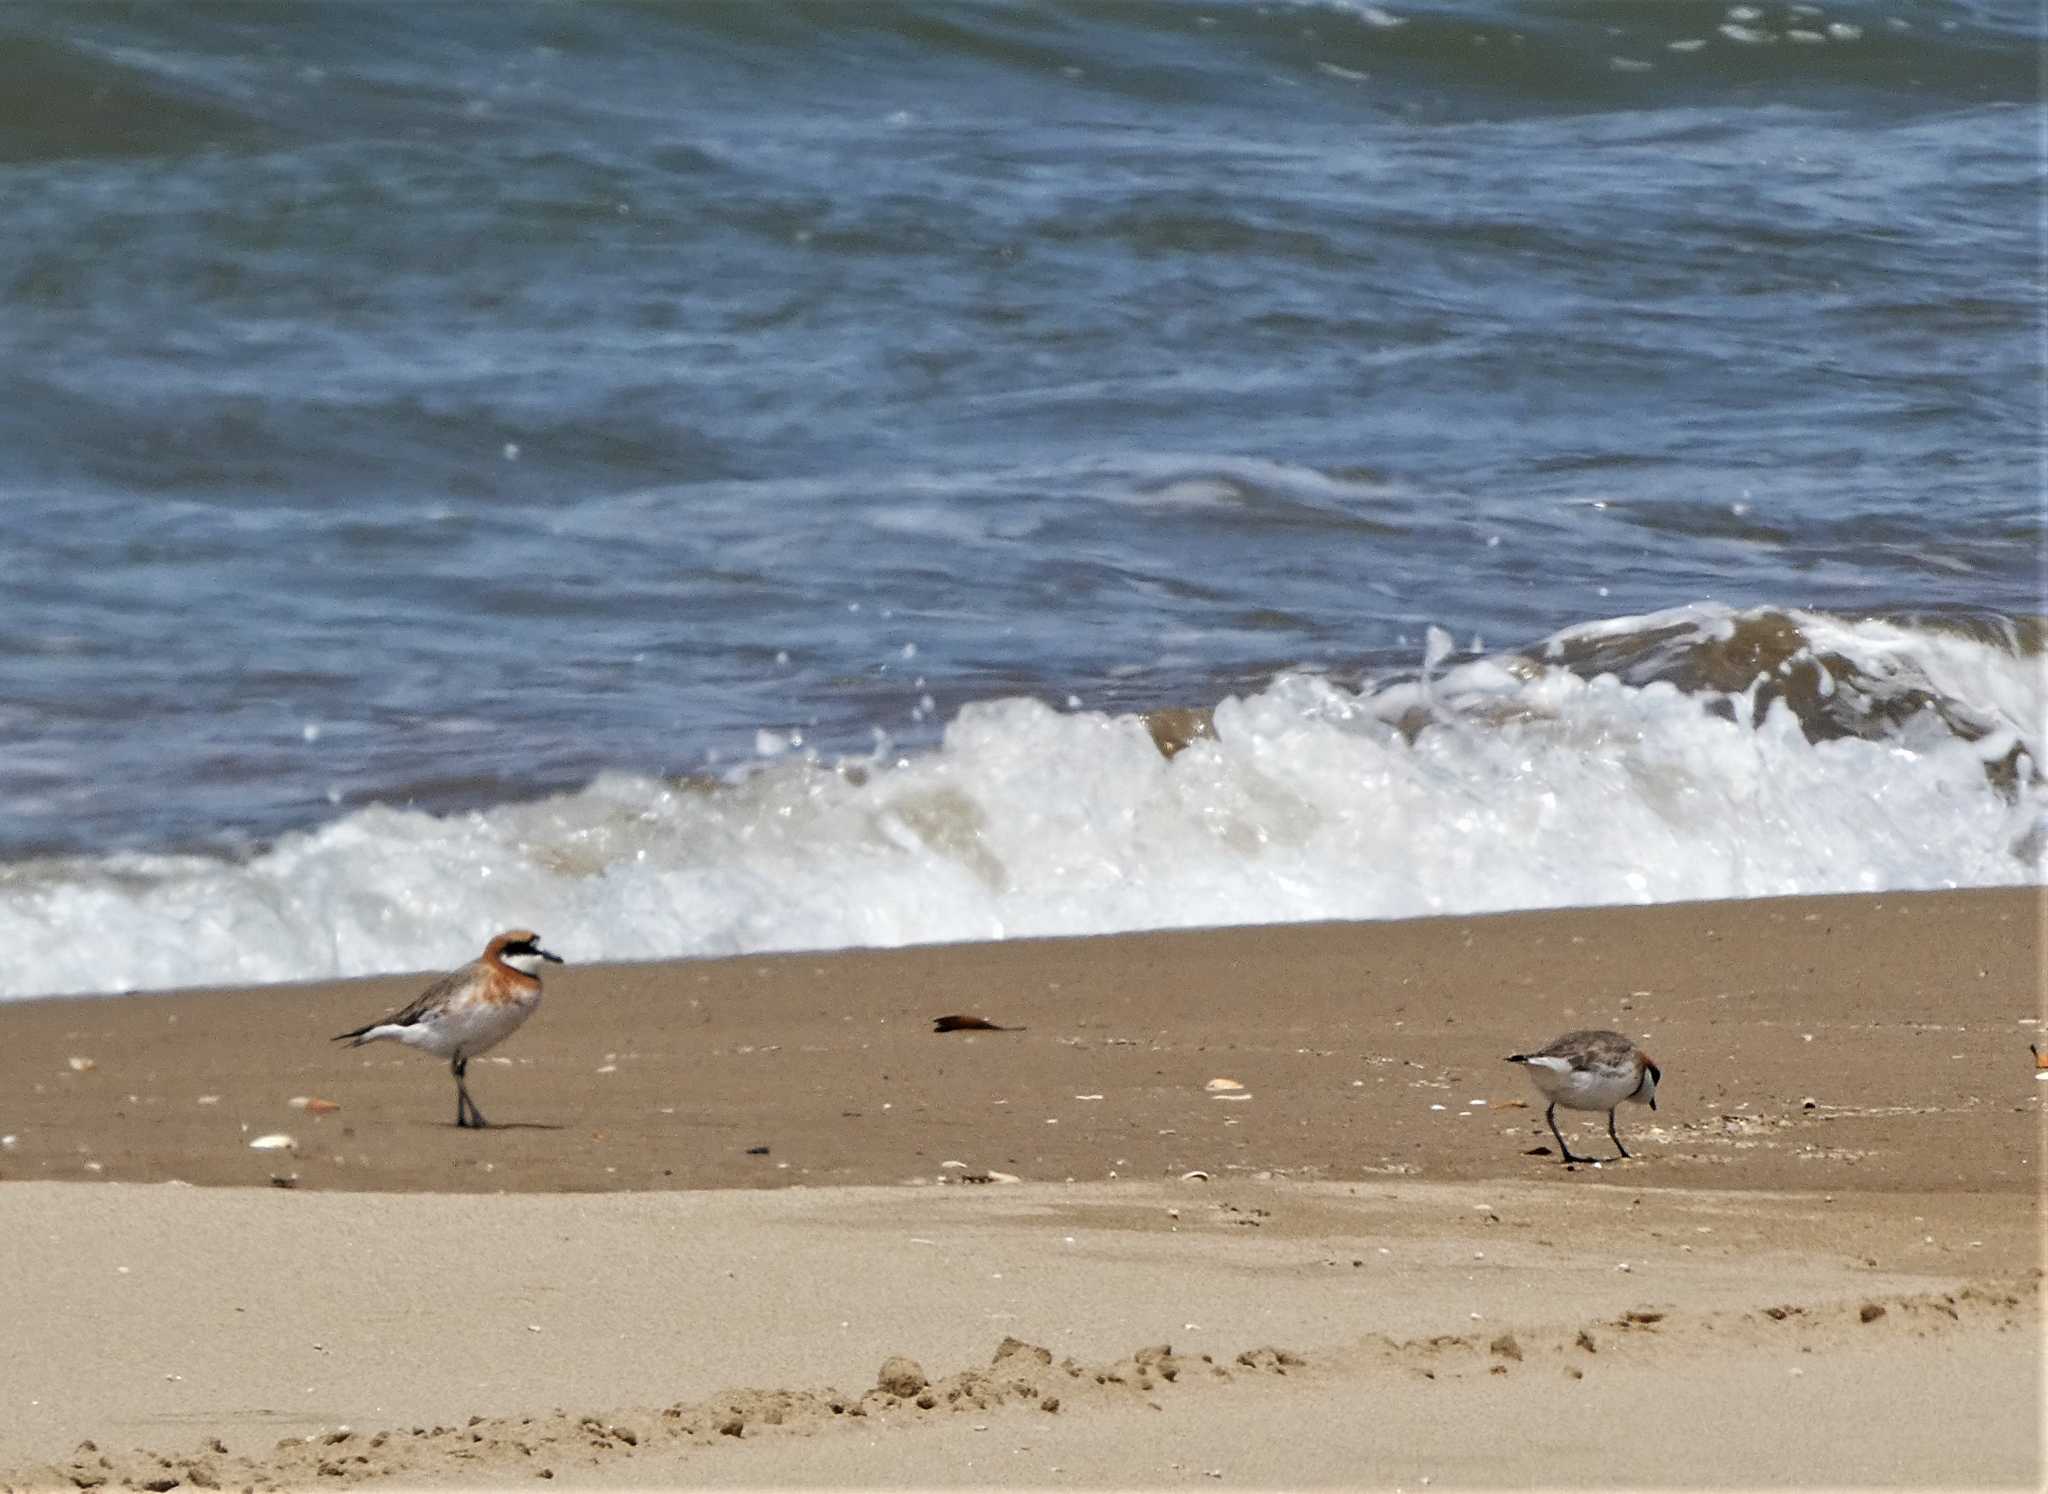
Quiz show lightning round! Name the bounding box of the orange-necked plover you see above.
[333,929,562,1128]
[1505,1028,1660,1165]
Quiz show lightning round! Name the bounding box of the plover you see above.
[333,929,562,1128]
[1506,1028,1660,1165]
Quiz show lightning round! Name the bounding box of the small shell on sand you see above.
[288,1097,342,1114]
[1180,1170,1212,1182]
[1205,1078,1244,1091]
[248,1134,296,1151]
[68,1056,96,1072]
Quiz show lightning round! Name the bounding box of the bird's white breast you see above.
[1548,1057,1630,1106]
[391,988,538,1059]
[1543,1061,1638,1111]
[449,991,539,1057]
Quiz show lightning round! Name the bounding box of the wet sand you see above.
[0,887,2041,1488]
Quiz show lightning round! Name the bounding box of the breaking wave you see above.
[2,603,2039,999]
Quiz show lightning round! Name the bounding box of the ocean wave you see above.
[3,604,2038,1000]
[0,0,2034,169]
[0,32,276,164]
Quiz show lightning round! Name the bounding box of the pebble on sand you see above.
[875,1356,927,1398]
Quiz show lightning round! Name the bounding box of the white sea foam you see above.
[1323,1,1409,29]
[1,606,2039,999]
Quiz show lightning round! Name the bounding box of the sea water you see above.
[0,2,2038,996]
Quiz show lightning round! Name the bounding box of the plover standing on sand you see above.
[1505,1028,1660,1165]
[334,929,562,1128]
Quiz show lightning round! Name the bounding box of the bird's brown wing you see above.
[1538,1029,1633,1070]
[360,962,474,1030]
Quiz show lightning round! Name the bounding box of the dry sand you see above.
[0,887,2040,1489]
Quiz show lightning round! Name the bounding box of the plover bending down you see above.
[1506,1028,1660,1165]
[334,929,562,1128]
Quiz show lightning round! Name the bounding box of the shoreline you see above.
[10,880,2042,1009]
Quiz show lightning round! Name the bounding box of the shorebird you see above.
[333,929,562,1128]
[1506,1028,1660,1165]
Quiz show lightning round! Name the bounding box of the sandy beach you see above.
[2,887,2041,1489]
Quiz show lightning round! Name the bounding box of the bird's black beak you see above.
[537,945,563,964]
[1649,1095,1658,1112]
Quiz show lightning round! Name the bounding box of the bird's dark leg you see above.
[1547,1102,1591,1165]
[452,1054,487,1129]
[1607,1108,1631,1160]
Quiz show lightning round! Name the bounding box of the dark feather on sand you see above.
[931,1014,1023,1033]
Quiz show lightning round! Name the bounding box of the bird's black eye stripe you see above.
[1647,1063,1662,1085]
